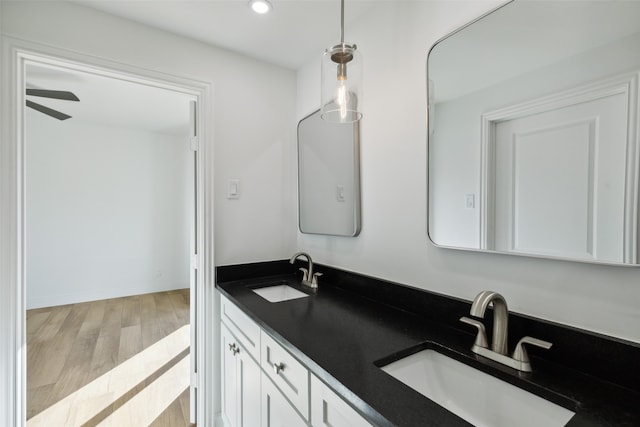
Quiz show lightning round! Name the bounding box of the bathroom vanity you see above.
[216,260,640,427]
[220,291,372,427]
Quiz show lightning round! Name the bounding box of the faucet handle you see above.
[512,336,552,365]
[298,268,309,281]
[460,317,489,350]
[311,272,323,286]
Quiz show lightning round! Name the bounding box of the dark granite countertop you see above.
[216,269,640,427]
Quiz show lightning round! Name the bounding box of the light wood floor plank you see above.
[26,384,56,420]
[140,292,159,349]
[79,299,107,335]
[89,331,121,379]
[27,330,76,389]
[118,324,142,364]
[150,389,190,427]
[100,298,124,336]
[53,329,99,403]
[168,290,190,325]
[178,387,193,425]
[27,311,52,341]
[153,292,181,337]
[121,295,141,328]
[32,305,72,343]
[60,302,91,335]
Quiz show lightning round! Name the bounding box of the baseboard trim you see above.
[26,283,189,309]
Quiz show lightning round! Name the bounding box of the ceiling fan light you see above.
[249,0,272,15]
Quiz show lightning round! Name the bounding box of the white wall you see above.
[296,1,640,344]
[26,112,190,308]
[1,0,297,267]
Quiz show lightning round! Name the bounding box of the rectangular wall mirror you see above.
[428,0,640,265]
[297,109,361,236]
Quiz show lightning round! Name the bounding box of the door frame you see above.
[0,37,216,426]
[479,71,639,263]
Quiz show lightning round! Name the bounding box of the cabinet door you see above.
[221,324,239,427]
[262,372,308,427]
[311,375,372,427]
[221,323,261,427]
[237,344,261,427]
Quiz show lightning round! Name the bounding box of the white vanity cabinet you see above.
[219,294,373,427]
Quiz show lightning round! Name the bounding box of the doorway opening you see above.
[4,45,214,427]
[25,61,196,425]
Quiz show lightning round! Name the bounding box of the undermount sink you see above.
[251,282,309,303]
[379,348,575,427]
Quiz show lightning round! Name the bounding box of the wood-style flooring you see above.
[27,289,195,426]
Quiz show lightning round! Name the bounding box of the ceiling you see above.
[73,0,379,70]
[25,0,379,132]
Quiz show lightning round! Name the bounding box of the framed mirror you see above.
[427,0,640,265]
[297,110,361,236]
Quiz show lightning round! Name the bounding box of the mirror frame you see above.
[297,109,362,237]
[425,0,640,266]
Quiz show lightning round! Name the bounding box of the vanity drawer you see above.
[261,330,310,419]
[311,375,372,427]
[220,295,261,362]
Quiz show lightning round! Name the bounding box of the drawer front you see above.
[311,375,372,427]
[221,295,261,362]
[261,330,310,419]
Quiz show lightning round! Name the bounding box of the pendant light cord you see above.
[340,0,345,45]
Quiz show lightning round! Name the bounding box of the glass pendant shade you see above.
[321,43,363,123]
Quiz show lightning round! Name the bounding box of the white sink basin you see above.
[380,349,575,427]
[251,284,309,303]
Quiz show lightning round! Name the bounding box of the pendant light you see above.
[321,0,363,123]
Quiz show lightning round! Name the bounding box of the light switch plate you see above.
[465,194,475,209]
[227,179,240,199]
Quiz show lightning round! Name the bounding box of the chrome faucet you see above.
[470,290,509,355]
[289,252,322,289]
[460,290,552,372]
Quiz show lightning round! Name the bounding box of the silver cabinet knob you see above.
[228,342,240,355]
[273,362,285,375]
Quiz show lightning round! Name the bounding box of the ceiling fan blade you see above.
[26,89,80,101]
[26,100,72,121]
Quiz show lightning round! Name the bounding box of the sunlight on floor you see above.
[27,325,190,427]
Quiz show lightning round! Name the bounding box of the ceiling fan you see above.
[26,89,80,121]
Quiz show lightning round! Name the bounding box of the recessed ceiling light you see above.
[249,0,272,15]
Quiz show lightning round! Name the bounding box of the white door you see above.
[493,91,628,262]
[188,100,199,423]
